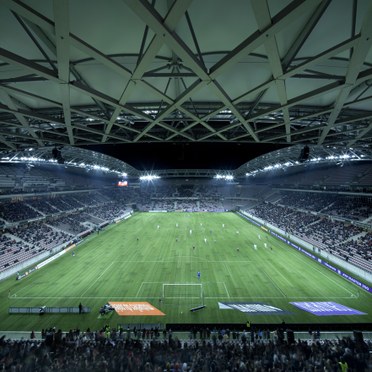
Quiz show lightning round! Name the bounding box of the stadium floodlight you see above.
[246,160,297,177]
[143,109,158,115]
[246,170,259,177]
[214,174,234,180]
[139,174,160,181]
[92,164,109,172]
[19,156,44,162]
[4,157,127,176]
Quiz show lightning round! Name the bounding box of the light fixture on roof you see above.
[214,174,234,181]
[143,109,158,115]
[139,174,160,181]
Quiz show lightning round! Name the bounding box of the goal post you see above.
[162,283,204,306]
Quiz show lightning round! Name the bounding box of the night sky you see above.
[86,142,288,171]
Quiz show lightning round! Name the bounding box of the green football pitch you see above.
[0,212,371,331]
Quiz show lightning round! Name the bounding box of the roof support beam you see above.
[281,0,331,71]
[124,0,261,141]
[232,35,359,106]
[347,121,372,147]
[3,0,169,107]
[251,0,290,142]
[210,81,259,141]
[0,47,60,82]
[103,0,192,142]
[53,0,74,145]
[0,89,43,146]
[318,3,372,144]
[132,79,208,141]
[0,135,17,150]
[70,81,194,141]
[209,0,322,78]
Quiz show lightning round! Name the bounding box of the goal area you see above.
[162,283,204,306]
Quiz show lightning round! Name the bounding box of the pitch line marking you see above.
[289,251,357,297]
[80,261,115,297]
[269,262,294,288]
[262,269,287,298]
[8,295,359,300]
[114,259,254,263]
[139,281,164,284]
[222,282,231,298]
[136,282,145,298]
[11,282,34,297]
[314,267,356,297]
[223,262,233,278]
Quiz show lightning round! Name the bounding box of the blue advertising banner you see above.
[290,301,366,316]
[218,302,287,314]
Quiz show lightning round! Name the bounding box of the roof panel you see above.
[0,0,371,160]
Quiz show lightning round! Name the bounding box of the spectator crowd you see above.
[0,325,371,371]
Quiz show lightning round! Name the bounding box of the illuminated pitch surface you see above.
[1,212,371,331]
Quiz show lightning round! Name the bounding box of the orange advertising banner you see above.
[108,302,165,316]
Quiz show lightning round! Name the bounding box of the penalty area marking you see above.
[136,281,231,299]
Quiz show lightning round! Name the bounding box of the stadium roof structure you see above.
[1,143,371,180]
[1,0,372,174]
[235,143,372,178]
[0,145,139,177]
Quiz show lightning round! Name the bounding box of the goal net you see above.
[162,283,204,306]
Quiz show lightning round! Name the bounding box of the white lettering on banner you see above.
[301,302,355,313]
[218,302,284,313]
[230,304,283,313]
[111,303,155,312]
